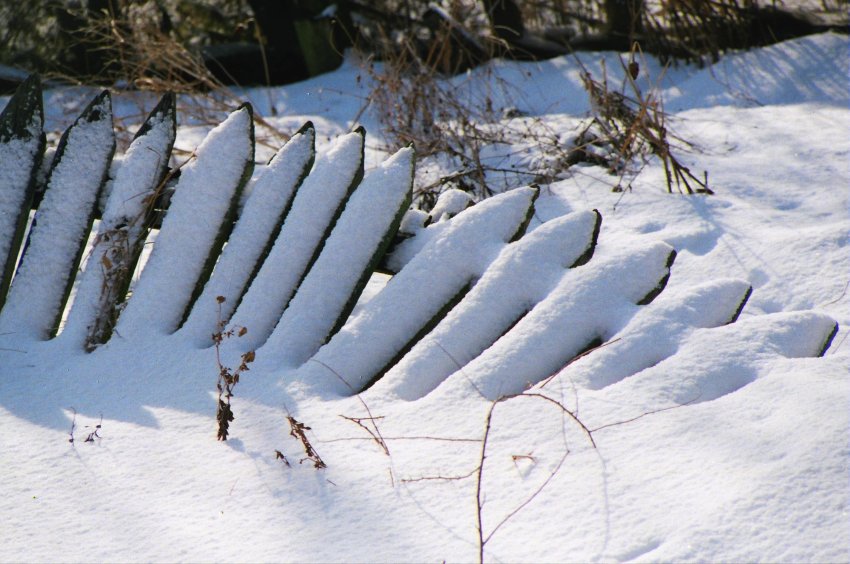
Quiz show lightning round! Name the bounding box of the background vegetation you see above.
[1,1,846,206]
[1,0,846,90]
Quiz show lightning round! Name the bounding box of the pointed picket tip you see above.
[44,89,114,188]
[78,90,112,125]
[294,121,315,136]
[509,184,540,243]
[397,144,417,173]
[568,209,602,268]
[235,101,254,118]
[133,92,176,141]
[726,285,753,325]
[41,90,114,174]
[231,101,255,137]
[225,102,255,133]
[232,103,256,158]
[288,122,315,160]
[384,144,416,167]
[818,322,839,357]
[0,73,44,142]
[636,249,677,306]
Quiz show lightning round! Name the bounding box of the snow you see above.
[59,98,175,348]
[570,310,838,421]
[378,209,600,400]
[0,105,42,290]
[664,32,850,109]
[225,129,364,353]
[0,91,114,340]
[432,240,677,400]
[262,146,413,367]
[428,187,474,221]
[178,123,315,346]
[0,138,40,215]
[114,105,253,338]
[0,33,848,563]
[550,278,754,391]
[297,186,538,395]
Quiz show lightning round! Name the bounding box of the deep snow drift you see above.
[0,33,847,562]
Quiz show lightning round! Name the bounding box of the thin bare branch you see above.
[308,358,391,456]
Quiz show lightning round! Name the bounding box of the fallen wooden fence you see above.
[0,76,837,399]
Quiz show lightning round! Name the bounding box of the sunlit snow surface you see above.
[0,33,847,562]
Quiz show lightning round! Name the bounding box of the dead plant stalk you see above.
[213,295,254,441]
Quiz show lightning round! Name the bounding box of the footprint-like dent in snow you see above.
[773,199,800,211]
[747,268,769,288]
[753,297,783,314]
[637,221,664,234]
[660,225,722,257]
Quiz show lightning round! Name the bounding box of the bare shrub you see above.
[360,27,583,208]
[37,1,287,153]
[363,34,711,207]
[571,46,712,194]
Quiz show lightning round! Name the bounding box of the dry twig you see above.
[287,415,326,469]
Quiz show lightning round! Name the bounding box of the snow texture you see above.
[377,209,600,400]
[0,92,113,340]
[0,138,40,235]
[0,33,847,564]
[226,130,364,352]
[429,187,473,222]
[115,106,253,338]
[262,146,413,367]
[435,241,676,399]
[0,111,42,289]
[398,208,429,236]
[384,190,482,273]
[297,186,538,395]
[573,311,840,428]
[179,124,315,346]
[551,278,753,391]
[59,101,175,348]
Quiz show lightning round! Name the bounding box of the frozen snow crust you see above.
[0,33,847,563]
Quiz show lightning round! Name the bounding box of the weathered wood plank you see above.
[0,75,45,313]
[60,93,177,349]
[0,90,114,340]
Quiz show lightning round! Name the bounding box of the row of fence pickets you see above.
[0,75,699,397]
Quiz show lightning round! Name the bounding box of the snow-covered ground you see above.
[1,32,847,562]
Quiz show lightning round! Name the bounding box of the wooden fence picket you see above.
[0,89,114,340]
[0,74,45,313]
